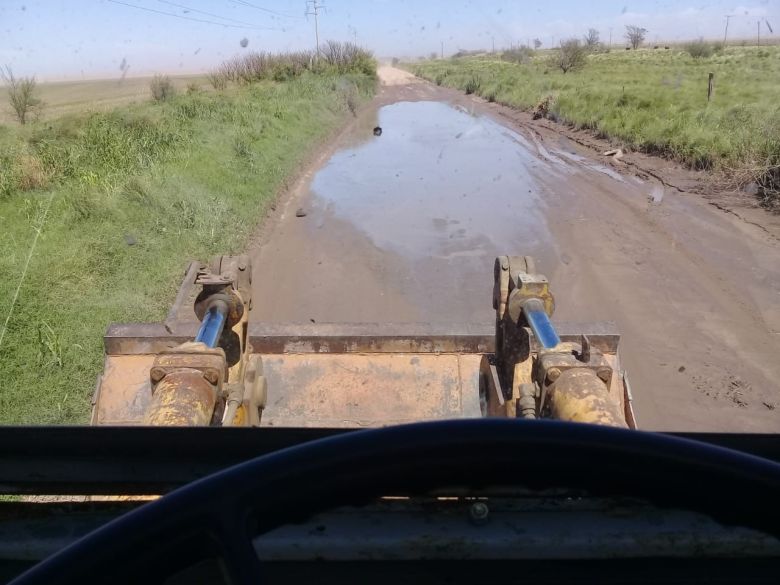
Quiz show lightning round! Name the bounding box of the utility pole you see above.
[723,14,734,45]
[492,36,495,52]
[441,40,444,59]
[609,27,613,47]
[306,0,323,58]
[757,20,761,46]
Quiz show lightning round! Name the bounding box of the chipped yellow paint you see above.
[143,370,217,426]
[547,369,627,428]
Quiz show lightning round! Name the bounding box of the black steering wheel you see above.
[11,419,780,585]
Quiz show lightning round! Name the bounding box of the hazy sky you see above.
[1,0,777,80]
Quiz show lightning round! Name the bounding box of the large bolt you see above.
[546,367,562,383]
[150,367,166,385]
[469,502,490,525]
[203,369,220,385]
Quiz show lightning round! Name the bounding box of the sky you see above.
[0,0,777,81]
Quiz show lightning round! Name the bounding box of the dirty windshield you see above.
[1,1,778,433]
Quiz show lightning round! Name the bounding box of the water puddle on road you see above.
[253,100,584,324]
[307,100,557,264]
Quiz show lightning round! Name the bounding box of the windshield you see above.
[1,0,778,433]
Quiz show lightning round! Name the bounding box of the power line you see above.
[226,0,301,19]
[107,0,279,30]
[158,0,265,27]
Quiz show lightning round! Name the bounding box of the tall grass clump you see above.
[464,75,481,94]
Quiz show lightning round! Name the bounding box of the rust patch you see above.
[144,370,217,426]
[260,353,483,427]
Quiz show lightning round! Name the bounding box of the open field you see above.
[410,46,780,208]
[0,74,209,124]
[0,70,375,423]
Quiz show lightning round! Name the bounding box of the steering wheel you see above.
[11,419,780,585]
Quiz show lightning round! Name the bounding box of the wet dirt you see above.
[250,67,780,432]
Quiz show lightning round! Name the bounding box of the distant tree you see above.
[1,65,41,125]
[625,25,648,49]
[533,38,542,49]
[429,51,438,60]
[584,28,600,47]
[552,38,587,73]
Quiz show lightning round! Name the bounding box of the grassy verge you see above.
[0,72,375,424]
[410,47,780,208]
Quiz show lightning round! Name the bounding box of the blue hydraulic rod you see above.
[522,298,561,349]
[194,300,228,348]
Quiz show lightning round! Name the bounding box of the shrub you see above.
[207,70,228,90]
[186,81,200,94]
[212,43,376,85]
[1,65,41,125]
[502,46,534,64]
[685,39,714,59]
[551,39,587,73]
[150,75,176,102]
[532,94,557,119]
[453,49,482,59]
[321,41,377,76]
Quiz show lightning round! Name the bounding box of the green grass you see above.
[0,72,375,424]
[411,47,780,203]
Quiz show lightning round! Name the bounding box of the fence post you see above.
[707,72,714,102]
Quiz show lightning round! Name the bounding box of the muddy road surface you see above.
[250,66,780,432]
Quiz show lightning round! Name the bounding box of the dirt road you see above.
[249,66,780,432]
